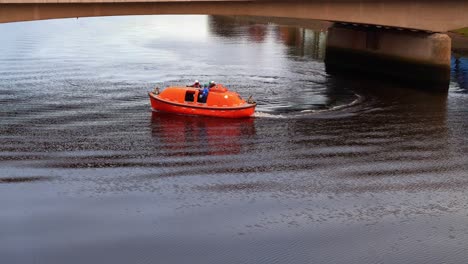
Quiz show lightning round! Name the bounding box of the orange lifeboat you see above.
[148,84,256,118]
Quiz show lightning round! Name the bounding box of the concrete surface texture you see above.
[327,26,452,66]
[325,25,452,89]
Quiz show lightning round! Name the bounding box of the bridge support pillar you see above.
[325,25,451,92]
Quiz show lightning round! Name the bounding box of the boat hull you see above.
[149,92,256,118]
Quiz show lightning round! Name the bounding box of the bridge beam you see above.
[1,1,468,32]
[325,25,451,92]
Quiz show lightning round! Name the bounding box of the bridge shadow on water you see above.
[324,70,448,116]
[319,71,449,142]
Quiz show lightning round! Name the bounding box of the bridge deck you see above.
[0,0,467,32]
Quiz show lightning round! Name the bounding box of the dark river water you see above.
[1,15,468,264]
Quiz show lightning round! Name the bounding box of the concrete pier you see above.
[325,25,452,91]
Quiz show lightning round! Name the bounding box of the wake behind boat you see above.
[149,83,256,118]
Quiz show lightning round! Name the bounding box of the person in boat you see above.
[209,81,216,88]
[187,80,201,88]
[199,84,210,103]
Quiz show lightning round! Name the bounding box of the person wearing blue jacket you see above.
[198,85,209,103]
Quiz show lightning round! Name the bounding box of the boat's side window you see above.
[185,91,195,102]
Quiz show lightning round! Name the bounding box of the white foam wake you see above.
[300,94,363,113]
[254,94,363,118]
[253,112,288,119]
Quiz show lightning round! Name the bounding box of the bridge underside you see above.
[1,0,468,32]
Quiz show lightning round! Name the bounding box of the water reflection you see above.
[208,15,327,60]
[247,24,267,42]
[0,176,54,184]
[452,55,468,92]
[151,112,255,156]
[2,15,468,264]
[208,15,242,39]
[208,15,268,42]
[206,15,349,113]
[326,74,449,155]
[276,27,327,60]
[329,72,448,115]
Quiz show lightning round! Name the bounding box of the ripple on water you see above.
[0,176,55,184]
[1,15,468,264]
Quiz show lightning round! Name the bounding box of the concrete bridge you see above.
[2,0,466,91]
[1,0,467,32]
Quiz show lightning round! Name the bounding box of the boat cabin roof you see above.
[158,85,246,107]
